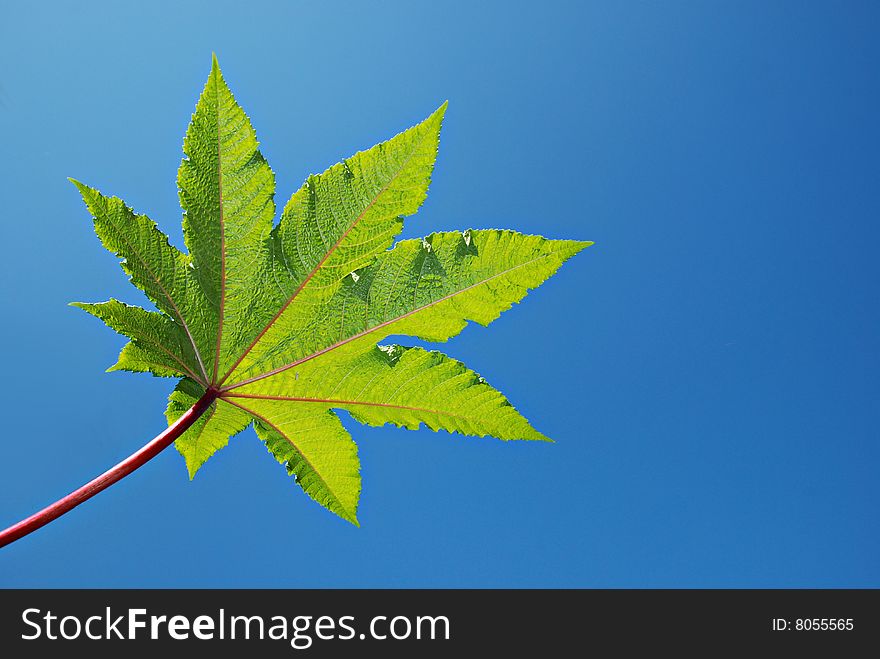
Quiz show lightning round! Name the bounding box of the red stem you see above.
[0,389,217,549]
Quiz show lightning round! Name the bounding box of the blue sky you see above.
[0,1,877,587]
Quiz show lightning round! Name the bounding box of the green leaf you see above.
[218,102,446,385]
[72,300,200,379]
[73,57,589,525]
[166,378,250,478]
[245,405,360,526]
[178,54,276,383]
[228,344,549,442]
[70,184,211,383]
[224,230,589,385]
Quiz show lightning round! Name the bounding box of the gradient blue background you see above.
[1,1,877,587]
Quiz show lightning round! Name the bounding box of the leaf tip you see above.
[555,239,593,261]
[431,100,448,126]
[68,177,89,197]
[521,426,553,442]
[335,499,361,527]
[183,451,202,480]
[207,53,233,94]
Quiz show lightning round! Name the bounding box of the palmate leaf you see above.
[73,56,590,526]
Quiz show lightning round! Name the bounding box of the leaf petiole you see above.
[0,389,217,549]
